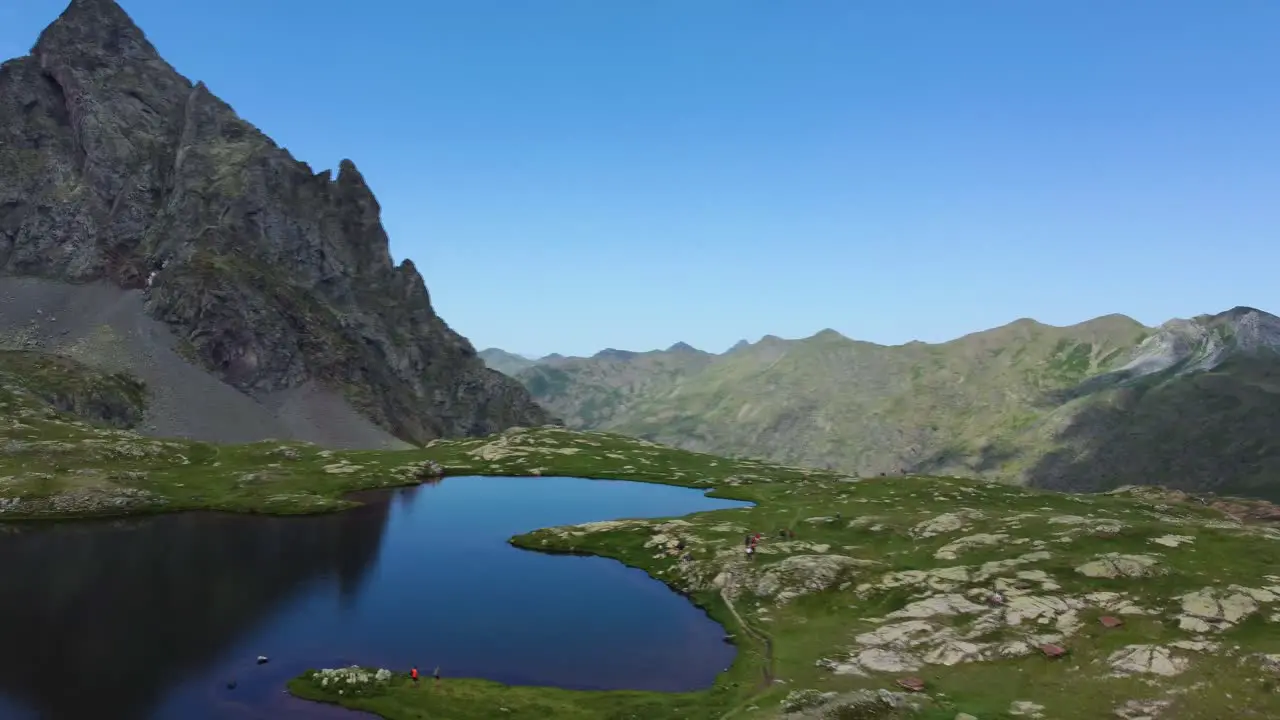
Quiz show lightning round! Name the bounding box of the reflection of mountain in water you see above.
[0,497,394,720]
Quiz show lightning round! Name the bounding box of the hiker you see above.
[744,534,752,547]
[410,666,419,684]
[433,666,441,684]
[745,545,754,560]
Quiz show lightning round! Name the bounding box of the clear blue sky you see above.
[4,1,1278,357]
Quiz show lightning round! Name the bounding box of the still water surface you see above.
[0,476,750,720]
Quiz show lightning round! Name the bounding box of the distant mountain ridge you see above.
[481,308,1280,499]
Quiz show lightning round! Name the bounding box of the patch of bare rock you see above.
[1074,553,1164,579]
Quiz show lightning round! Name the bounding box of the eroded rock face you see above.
[0,0,554,443]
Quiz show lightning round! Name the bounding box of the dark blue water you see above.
[0,476,750,720]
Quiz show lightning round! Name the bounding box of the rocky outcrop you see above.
[0,0,554,444]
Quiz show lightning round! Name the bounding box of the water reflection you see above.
[0,499,392,720]
[0,476,747,720]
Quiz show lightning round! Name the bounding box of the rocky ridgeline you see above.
[0,0,552,444]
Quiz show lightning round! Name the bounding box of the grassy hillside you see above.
[513,316,1150,477]
[4,350,1280,719]
[501,311,1280,499]
[522,345,718,428]
[1026,356,1280,500]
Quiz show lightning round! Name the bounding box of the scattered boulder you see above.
[1169,639,1218,653]
[780,689,833,712]
[1175,587,1258,632]
[1150,534,1195,548]
[886,593,987,620]
[934,533,1009,560]
[752,555,876,602]
[1003,594,1084,631]
[1108,645,1189,677]
[1084,591,1150,615]
[913,510,985,538]
[780,688,921,718]
[1039,643,1066,658]
[412,460,443,479]
[923,639,987,666]
[1008,700,1046,718]
[268,446,301,460]
[1074,553,1163,579]
[896,676,925,692]
[1113,699,1171,719]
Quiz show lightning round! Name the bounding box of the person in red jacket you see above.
[410,666,419,685]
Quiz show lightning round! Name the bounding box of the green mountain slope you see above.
[520,343,718,428]
[477,348,540,377]
[503,308,1280,497]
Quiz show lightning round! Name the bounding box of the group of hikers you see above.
[744,527,797,559]
[409,665,441,686]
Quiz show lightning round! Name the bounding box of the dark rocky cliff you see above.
[0,0,554,443]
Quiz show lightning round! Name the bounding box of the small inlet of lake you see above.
[0,476,750,720]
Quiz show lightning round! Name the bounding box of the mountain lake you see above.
[0,475,750,719]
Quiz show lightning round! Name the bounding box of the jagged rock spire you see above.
[1,0,555,444]
[35,0,159,62]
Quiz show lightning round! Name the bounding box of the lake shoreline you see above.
[0,426,825,718]
[285,501,767,719]
[0,469,753,523]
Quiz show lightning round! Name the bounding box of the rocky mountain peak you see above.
[1118,306,1280,378]
[0,0,555,443]
[665,341,700,354]
[811,328,846,341]
[1210,305,1267,322]
[35,0,153,58]
[593,348,638,361]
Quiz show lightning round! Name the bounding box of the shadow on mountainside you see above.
[0,496,393,719]
[1023,357,1280,502]
[910,440,1021,477]
[1034,368,1139,406]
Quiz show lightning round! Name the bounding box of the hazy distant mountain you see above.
[490,307,1280,499]
[477,348,543,377]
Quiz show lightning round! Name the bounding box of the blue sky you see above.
[4,1,1278,357]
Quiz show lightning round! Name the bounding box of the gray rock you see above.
[0,0,556,444]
